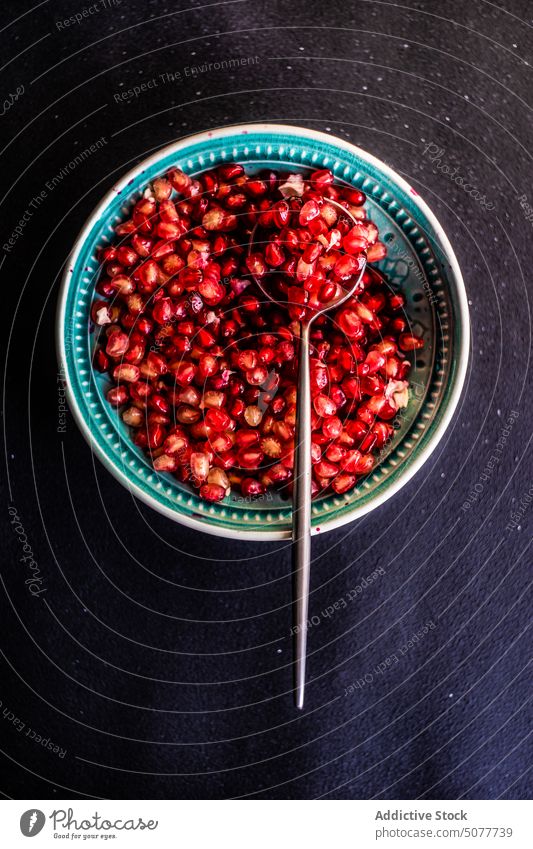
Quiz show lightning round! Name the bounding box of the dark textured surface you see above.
[1,0,531,800]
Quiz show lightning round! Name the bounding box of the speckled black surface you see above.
[1,0,531,800]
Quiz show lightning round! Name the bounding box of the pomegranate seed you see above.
[331,473,356,494]
[234,348,255,370]
[245,366,268,386]
[399,333,424,351]
[237,448,264,468]
[190,451,209,480]
[314,394,337,417]
[336,309,363,338]
[310,169,334,188]
[168,168,190,192]
[122,406,144,427]
[334,254,364,280]
[272,200,290,228]
[153,453,178,472]
[322,416,343,439]
[241,477,266,497]
[107,386,128,406]
[113,364,140,383]
[202,390,225,409]
[367,241,387,262]
[106,331,129,357]
[199,483,226,502]
[314,460,339,478]
[176,405,201,424]
[244,405,263,427]
[152,298,173,324]
[205,408,231,431]
[147,423,165,450]
[210,433,233,453]
[207,467,230,490]
[299,199,320,225]
[164,433,188,454]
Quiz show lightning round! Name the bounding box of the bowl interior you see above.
[60,127,462,539]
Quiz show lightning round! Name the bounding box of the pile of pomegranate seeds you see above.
[246,170,370,320]
[91,163,424,503]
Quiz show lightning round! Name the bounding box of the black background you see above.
[1,0,531,800]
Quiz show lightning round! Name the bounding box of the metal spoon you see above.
[249,198,366,709]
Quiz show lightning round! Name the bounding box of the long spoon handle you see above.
[292,322,312,709]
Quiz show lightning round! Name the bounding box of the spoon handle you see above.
[292,322,312,709]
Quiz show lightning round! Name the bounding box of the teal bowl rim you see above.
[57,123,469,540]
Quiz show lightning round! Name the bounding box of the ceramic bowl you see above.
[57,123,469,540]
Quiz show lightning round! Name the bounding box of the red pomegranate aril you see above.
[366,395,397,420]
[360,375,384,396]
[147,423,166,450]
[199,483,226,502]
[173,362,197,387]
[176,405,201,424]
[241,478,265,497]
[299,199,320,226]
[107,385,128,406]
[336,309,363,338]
[205,408,231,431]
[367,241,387,262]
[237,448,264,469]
[265,242,285,267]
[359,430,377,452]
[190,451,210,481]
[217,162,244,181]
[331,473,357,494]
[112,364,140,383]
[153,453,178,472]
[334,254,364,280]
[105,331,129,358]
[314,394,337,417]
[164,433,188,454]
[202,390,225,409]
[310,168,334,188]
[272,200,290,228]
[399,333,424,351]
[235,428,260,448]
[245,253,267,277]
[210,433,233,453]
[110,274,135,296]
[167,168,190,192]
[93,348,109,372]
[245,366,268,386]
[322,416,343,439]
[315,459,339,479]
[152,298,173,324]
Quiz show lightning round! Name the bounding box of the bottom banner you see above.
[2,799,530,848]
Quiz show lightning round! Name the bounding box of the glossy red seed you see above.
[107,385,128,406]
[199,483,226,502]
[241,478,266,497]
[299,199,320,225]
[237,448,264,469]
[399,333,424,351]
[205,408,231,431]
[246,366,268,386]
[331,473,356,494]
